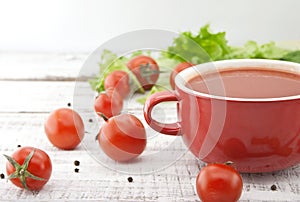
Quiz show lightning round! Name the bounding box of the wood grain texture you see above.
[0,52,299,201]
[0,112,299,201]
[0,52,89,80]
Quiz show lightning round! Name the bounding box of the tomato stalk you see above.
[95,112,109,141]
[4,150,46,190]
[139,63,164,83]
[97,112,109,122]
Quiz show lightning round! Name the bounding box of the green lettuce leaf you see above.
[89,50,128,92]
[281,50,300,63]
[227,41,289,59]
[165,24,291,63]
[165,24,230,63]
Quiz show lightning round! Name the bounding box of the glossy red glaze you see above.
[144,59,300,173]
[144,91,181,135]
[170,62,194,90]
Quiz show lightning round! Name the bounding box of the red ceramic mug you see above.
[144,59,300,173]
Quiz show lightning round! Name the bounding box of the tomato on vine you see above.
[4,147,52,191]
[97,113,147,162]
[127,55,160,90]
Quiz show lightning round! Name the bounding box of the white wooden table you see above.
[0,52,299,201]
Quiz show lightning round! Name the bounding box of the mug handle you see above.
[143,91,181,136]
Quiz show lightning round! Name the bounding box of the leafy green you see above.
[89,50,128,92]
[165,24,230,63]
[136,86,165,104]
[165,24,291,63]
[226,41,290,59]
[281,50,300,63]
[257,42,290,59]
[90,24,300,104]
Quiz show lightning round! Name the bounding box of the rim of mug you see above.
[175,59,300,102]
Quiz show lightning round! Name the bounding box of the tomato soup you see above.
[186,68,300,98]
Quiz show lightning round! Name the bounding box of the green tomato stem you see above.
[97,112,109,122]
[3,150,46,191]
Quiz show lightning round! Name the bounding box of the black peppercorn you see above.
[0,173,5,179]
[74,168,79,173]
[127,177,133,183]
[271,184,277,191]
[74,160,80,166]
[67,103,71,107]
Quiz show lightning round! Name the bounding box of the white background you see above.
[0,0,299,52]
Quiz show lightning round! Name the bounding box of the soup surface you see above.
[186,68,300,98]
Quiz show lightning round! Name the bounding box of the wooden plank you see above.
[0,80,177,115]
[0,113,299,201]
[0,81,78,113]
[0,52,90,80]
[0,112,197,201]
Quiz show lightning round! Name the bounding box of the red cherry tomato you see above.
[127,55,159,90]
[196,163,243,202]
[94,88,123,118]
[44,108,85,150]
[5,146,52,191]
[170,62,194,89]
[104,70,130,98]
[97,113,147,162]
